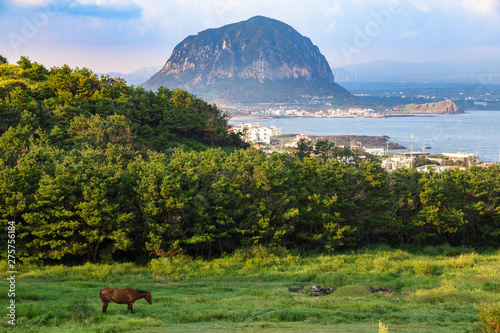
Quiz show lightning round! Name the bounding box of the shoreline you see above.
[229,114,441,120]
[229,110,498,121]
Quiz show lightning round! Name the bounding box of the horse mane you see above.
[136,289,149,294]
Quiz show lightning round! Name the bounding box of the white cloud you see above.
[399,29,420,38]
[407,0,432,12]
[462,0,500,17]
[76,0,119,5]
[12,0,51,5]
[323,4,341,32]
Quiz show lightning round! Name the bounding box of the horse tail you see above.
[99,288,108,302]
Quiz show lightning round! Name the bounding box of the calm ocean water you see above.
[229,111,500,162]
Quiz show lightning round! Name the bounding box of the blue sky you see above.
[1,0,499,74]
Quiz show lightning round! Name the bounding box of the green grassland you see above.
[1,246,499,332]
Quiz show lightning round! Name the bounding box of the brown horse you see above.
[99,287,152,313]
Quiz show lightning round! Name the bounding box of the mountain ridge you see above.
[99,66,162,86]
[333,60,500,83]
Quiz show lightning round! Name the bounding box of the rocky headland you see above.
[400,99,463,114]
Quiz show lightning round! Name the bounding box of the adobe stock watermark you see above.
[340,0,402,63]
[7,0,64,54]
[6,221,17,326]
[213,0,243,20]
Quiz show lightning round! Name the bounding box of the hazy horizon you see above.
[2,0,500,76]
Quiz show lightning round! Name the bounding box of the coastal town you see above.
[224,99,463,118]
[234,106,382,118]
[228,122,496,171]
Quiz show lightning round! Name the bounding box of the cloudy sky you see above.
[1,0,499,74]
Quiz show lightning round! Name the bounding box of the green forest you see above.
[0,56,499,264]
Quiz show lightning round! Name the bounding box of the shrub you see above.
[373,257,398,273]
[355,258,374,271]
[476,302,500,333]
[447,253,479,269]
[384,249,411,261]
[412,260,443,276]
[317,255,346,271]
[149,255,216,279]
[379,320,389,333]
[482,281,500,293]
[322,271,350,287]
[410,280,484,305]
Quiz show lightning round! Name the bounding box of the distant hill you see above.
[143,16,351,103]
[333,60,500,83]
[99,66,162,86]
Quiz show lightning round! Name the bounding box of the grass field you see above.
[1,246,499,332]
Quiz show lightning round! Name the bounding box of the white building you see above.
[229,123,282,145]
[442,152,476,163]
[416,165,447,173]
[364,147,385,156]
[285,134,310,148]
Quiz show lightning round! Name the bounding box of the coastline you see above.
[229,116,263,120]
[229,114,421,120]
[227,111,500,162]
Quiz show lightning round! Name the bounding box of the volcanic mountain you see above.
[143,16,351,103]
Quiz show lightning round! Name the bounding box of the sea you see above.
[229,110,500,162]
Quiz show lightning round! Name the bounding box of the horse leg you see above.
[102,302,109,314]
[100,288,114,314]
[127,302,134,313]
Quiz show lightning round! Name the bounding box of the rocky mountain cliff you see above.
[143,16,350,102]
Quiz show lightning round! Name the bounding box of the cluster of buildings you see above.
[241,107,379,118]
[228,123,282,145]
[380,152,478,171]
[228,123,495,171]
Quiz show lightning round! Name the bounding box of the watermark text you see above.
[341,0,402,63]
[6,221,16,326]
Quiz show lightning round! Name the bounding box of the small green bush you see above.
[384,249,411,261]
[476,302,500,332]
[373,257,400,274]
[482,281,500,293]
[322,271,350,287]
[379,320,389,333]
[447,253,479,269]
[355,258,374,271]
[410,280,484,305]
[412,260,443,276]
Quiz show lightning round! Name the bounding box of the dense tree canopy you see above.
[0,57,245,154]
[0,58,499,263]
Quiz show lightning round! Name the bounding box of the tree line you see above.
[2,145,499,263]
[0,57,499,263]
